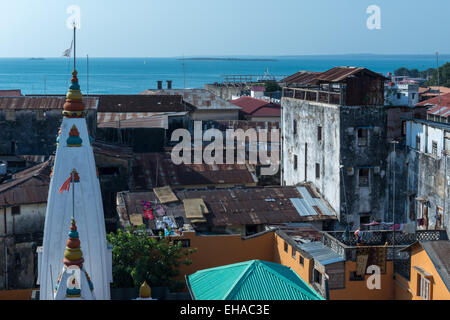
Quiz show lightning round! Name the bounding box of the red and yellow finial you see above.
[63,70,86,118]
[62,219,85,268]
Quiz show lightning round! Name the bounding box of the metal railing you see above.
[282,87,343,105]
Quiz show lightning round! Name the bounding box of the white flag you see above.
[62,40,73,57]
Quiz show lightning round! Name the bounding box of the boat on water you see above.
[29,57,45,60]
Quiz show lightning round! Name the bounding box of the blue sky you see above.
[0,0,449,57]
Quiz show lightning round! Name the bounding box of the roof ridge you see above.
[255,260,323,300]
[223,260,256,299]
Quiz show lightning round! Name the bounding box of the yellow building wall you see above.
[329,260,394,300]
[178,231,275,280]
[272,234,313,284]
[394,245,450,300]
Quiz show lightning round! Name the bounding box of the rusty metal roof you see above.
[280,71,322,85]
[0,96,98,110]
[0,90,22,97]
[92,141,134,158]
[131,153,258,190]
[141,89,241,110]
[315,67,388,82]
[119,185,336,229]
[97,95,190,113]
[0,159,52,206]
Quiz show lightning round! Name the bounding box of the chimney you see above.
[157,81,163,90]
[166,80,172,90]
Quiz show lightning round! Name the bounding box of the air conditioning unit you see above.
[374,166,380,174]
[347,127,354,135]
[373,127,380,135]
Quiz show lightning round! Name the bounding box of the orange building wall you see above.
[272,234,313,283]
[0,289,33,300]
[394,245,450,300]
[178,231,275,280]
[329,260,394,300]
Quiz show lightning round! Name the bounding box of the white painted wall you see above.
[0,203,46,236]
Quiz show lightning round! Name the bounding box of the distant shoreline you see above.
[177,57,278,62]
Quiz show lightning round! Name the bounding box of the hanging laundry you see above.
[155,220,165,230]
[163,216,177,229]
[144,209,154,220]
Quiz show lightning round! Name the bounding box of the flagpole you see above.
[72,169,75,220]
[73,24,76,71]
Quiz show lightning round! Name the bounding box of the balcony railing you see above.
[282,87,344,105]
[321,229,448,261]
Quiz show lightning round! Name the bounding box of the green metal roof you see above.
[186,260,324,300]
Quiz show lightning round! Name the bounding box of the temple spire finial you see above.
[63,23,86,118]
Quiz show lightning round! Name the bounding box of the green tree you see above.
[424,62,450,87]
[107,225,196,291]
[263,81,281,92]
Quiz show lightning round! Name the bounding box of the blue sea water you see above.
[0,55,448,95]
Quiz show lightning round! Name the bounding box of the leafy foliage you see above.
[107,225,196,291]
[424,62,450,88]
[394,64,450,88]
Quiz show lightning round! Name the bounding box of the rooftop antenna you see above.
[436,51,440,107]
[86,54,89,97]
[73,22,76,71]
[182,53,186,90]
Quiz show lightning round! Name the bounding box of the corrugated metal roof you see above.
[141,89,241,110]
[0,90,22,97]
[0,159,52,206]
[97,94,190,113]
[0,96,98,110]
[421,241,450,291]
[291,186,334,217]
[299,242,345,266]
[119,185,336,229]
[229,96,280,116]
[186,260,323,300]
[315,67,388,82]
[280,71,321,85]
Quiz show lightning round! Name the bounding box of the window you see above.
[173,239,191,248]
[397,93,401,99]
[291,247,296,259]
[349,271,364,281]
[411,93,416,100]
[416,136,421,151]
[360,215,371,230]
[317,126,322,141]
[5,110,15,121]
[357,128,368,146]
[11,206,20,215]
[293,119,297,135]
[402,121,407,137]
[98,167,120,176]
[418,274,430,300]
[432,141,437,156]
[299,255,304,266]
[284,241,288,253]
[294,155,298,170]
[313,269,322,284]
[359,168,369,187]
[316,163,320,179]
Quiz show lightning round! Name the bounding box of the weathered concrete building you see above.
[0,96,97,156]
[281,67,389,228]
[405,118,450,237]
[140,88,241,121]
[0,160,51,290]
[96,94,191,153]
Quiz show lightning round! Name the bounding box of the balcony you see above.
[282,87,343,105]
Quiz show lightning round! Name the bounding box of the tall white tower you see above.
[38,28,112,299]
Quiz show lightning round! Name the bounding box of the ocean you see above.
[0,55,448,95]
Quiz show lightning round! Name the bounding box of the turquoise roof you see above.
[186,260,324,300]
